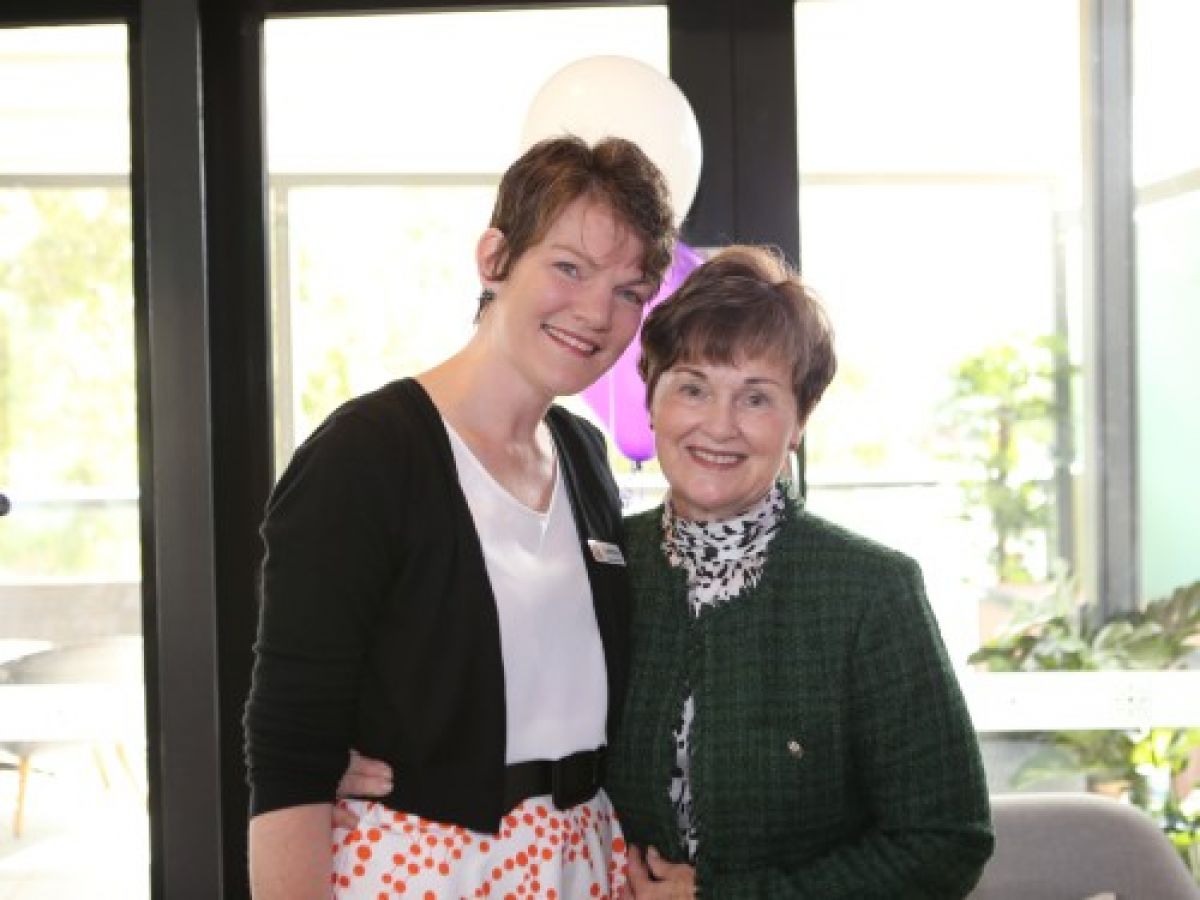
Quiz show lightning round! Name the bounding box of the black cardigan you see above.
[243,378,631,834]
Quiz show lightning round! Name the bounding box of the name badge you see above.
[587,540,626,566]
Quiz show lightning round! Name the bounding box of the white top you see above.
[444,419,608,764]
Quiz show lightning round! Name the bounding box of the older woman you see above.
[606,244,993,899]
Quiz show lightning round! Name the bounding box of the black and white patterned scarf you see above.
[662,483,787,860]
[663,483,787,615]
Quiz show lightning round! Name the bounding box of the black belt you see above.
[502,748,606,813]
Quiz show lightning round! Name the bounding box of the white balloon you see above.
[521,55,703,226]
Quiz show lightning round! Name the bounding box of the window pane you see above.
[794,0,1084,670]
[1133,0,1200,603]
[264,7,669,462]
[0,26,147,896]
[795,3,1200,856]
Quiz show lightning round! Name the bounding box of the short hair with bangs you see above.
[637,244,837,421]
[479,135,676,318]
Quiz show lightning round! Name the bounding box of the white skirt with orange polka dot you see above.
[331,793,628,900]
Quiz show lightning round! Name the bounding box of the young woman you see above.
[244,135,675,899]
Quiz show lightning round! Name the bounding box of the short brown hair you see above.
[481,136,676,312]
[638,244,837,422]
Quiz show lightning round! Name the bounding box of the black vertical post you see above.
[669,0,798,261]
[132,0,225,893]
[198,0,273,896]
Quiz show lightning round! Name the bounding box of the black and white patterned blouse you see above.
[661,483,788,861]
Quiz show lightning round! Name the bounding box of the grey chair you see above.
[0,635,144,837]
[969,792,1199,899]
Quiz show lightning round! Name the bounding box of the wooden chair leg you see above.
[14,755,31,839]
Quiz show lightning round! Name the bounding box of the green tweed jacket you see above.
[606,498,994,899]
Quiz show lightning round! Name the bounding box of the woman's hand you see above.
[331,750,394,829]
[624,845,696,899]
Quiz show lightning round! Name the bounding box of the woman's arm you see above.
[245,409,405,894]
[249,804,336,900]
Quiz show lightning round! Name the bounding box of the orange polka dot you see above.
[368,828,383,842]
[357,845,373,861]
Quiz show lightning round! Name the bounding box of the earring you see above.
[479,288,496,305]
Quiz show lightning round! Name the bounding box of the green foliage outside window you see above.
[0,187,137,578]
[939,336,1062,584]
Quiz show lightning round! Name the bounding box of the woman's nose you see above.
[572,282,614,331]
[701,399,739,439]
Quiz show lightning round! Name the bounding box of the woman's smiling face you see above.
[650,354,802,522]
[478,195,654,403]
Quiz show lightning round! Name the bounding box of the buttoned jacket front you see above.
[607,500,994,898]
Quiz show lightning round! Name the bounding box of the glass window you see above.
[794,0,1084,670]
[794,1,1199,864]
[264,7,669,467]
[1133,0,1200,604]
[0,25,147,896]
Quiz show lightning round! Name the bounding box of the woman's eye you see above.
[679,382,705,399]
[618,288,647,306]
[554,261,579,278]
[741,390,778,410]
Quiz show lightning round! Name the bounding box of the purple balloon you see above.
[581,240,703,463]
